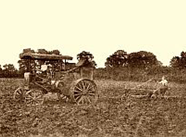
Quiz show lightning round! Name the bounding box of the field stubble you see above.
[0,78,186,137]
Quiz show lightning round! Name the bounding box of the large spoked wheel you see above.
[70,78,98,105]
[25,89,44,106]
[13,87,26,102]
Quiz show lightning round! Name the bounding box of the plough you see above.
[121,78,170,99]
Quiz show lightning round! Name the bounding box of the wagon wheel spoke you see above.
[61,95,69,101]
[34,98,44,103]
[86,96,91,104]
[79,81,84,90]
[75,85,83,92]
[58,93,69,102]
[87,85,96,91]
[74,93,82,97]
[25,97,35,104]
[74,88,83,94]
[16,88,22,95]
[74,90,83,102]
[81,96,85,104]
[75,95,81,102]
[86,83,91,90]
[85,81,93,91]
[26,93,38,101]
[88,88,96,94]
[36,94,43,99]
[89,92,96,96]
[87,85,96,94]
[25,96,32,101]
[80,81,86,90]
[26,98,43,105]
[77,96,84,104]
[25,95,36,103]
[81,80,88,90]
[26,92,34,98]
[83,96,90,104]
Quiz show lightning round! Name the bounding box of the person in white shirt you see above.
[159,76,168,86]
[41,64,48,72]
[151,76,168,98]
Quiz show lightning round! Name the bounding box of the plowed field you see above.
[0,79,186,137]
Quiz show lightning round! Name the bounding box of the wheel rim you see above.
[72,79,98,105]
[25,89,44,106]
[13,87,25,101]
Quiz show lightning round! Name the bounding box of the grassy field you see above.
[0,78,186,137]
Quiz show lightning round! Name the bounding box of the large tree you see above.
[170,51,186,68]
[170,56,180,68]
[128,51,159,68]
[105,50,128,68]
[2,64,17,77]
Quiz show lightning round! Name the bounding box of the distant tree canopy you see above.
[170,51,186,69]
[0,64,19,78]
[105,50,160,68]
[128,51,160,68]
[3,64,16,72]
[105,50,128,68]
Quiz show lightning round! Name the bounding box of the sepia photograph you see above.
[0,0,186,137]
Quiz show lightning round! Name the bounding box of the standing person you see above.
[38,63,52,84]
[46,64,54,79]
[151,76,168,98]
[159,76,168,96]
[159,76,168,86]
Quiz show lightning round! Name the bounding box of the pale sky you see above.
[0,0,186,69]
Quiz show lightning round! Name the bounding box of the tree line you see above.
[0,64,21,78]
[105,50,161,69]
[105,50,186,69]
[1,49,186,78]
